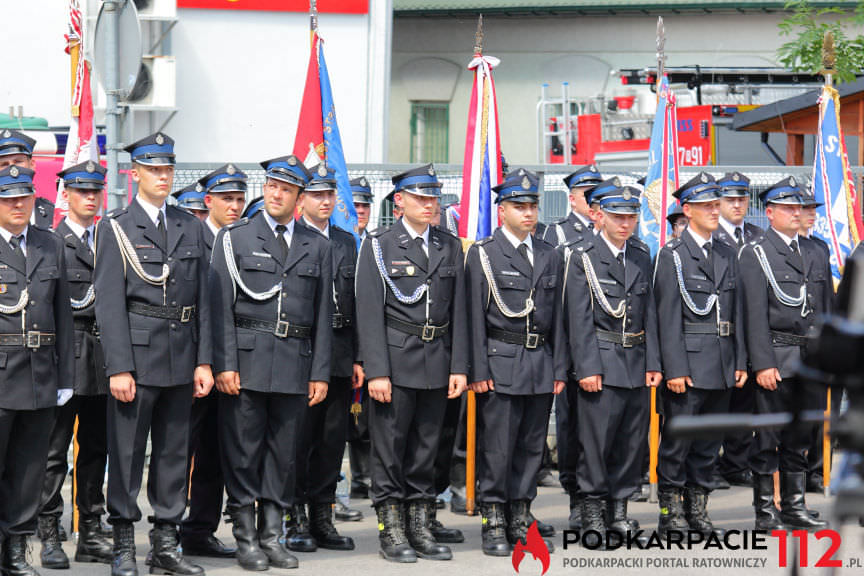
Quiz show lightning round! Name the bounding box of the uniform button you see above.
[168,257,173,262]
[283,273,287,278]
[627,292,631,297]
[171,279,177,284]
[171,323,177,330]
[33,323,38,328]
[257,263,261,268]
[143,255,148,260]
[76,273,81,279]
[281,313,287,318]
[171,301,177,306]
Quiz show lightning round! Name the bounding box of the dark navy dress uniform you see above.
[465,169,567,556]
[0,165,75,575]
[739,177,831,531]
[0,130,55,230]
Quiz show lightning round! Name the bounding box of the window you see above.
[410,102,449,163]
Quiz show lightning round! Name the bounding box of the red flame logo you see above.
[511,520,550,575]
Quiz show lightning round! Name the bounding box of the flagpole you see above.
[821,30,835,498]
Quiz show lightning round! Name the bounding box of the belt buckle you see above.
[332,314,344,329]
[180,306,194,323]
[26,331,41,349]
[525,332,540,349]
[421,324,436,342]
[274,320,290,338]
[718,322,731,337]
[622,333,633,348]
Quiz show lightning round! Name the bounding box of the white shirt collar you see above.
[402,219,430,247]
[500,225,534,257]
[64,217,95,243]
[0,225,28,250]
[600,230,625,262]
[303,216,329,239]
[719,217,743,239]
[574,212,593,230]
[772,227,799,249]
[686,226,712,250]
[262,210,294,248]
[205,216,221,238]
[135,195,166,227]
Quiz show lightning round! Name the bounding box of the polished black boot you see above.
[568,490,582,530]
[111,522,138,576]
[479,503,510,557]
[375,500,416,563]
[333,501,363,522]
[405,501,451,560]
[779,472,829,531]
[427,501,463,544]
[507,500,555,553]
[228,506,267,572]
[657,487,689,538]
[752,473,786,530]
[579,498,607,550]
[75,514,113,564]
[257,500,298,568]
[285,504,316,553]
[683,486,724,537]
[309,502,354,551]
[607,499,640,535]
[2,534,41,576]
[38,515,69,569]
[148,523,203,575]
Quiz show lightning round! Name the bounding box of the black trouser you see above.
[577,386,649,500]
[41,395,107,520]
[749,377,821,475]
[107,384,194,524]
[558,378,581,493]
[658,387,731,490]
[369,385,448,504]
[718,375,755,476]
[807,385,842,480]
[219,390,305,511]
[296,377,351,505]
[348,386,371,494]
[182,393,224,539]
[433,397,461,496]
[477,391,553,503]
[0,407,55,536]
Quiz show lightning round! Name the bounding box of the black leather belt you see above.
[487,326,547,349]
[596,329,646,348]
[74,317,99,336]
[386,315,449,342]
[235,316,312,339]
[128,301,196,323]
[770,330,812,347]
[0,332,56,348]
[332,314,354,330]
[684,321,734,337]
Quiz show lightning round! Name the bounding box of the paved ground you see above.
[49,475,864,576]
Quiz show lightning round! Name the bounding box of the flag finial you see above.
[822,30,836,73]
[474,14,484,55]
[656,16,666,78]
[310,0,318,31]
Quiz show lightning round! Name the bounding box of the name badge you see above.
[252,251,272,258]
[689,274,708,281]
[598,278,617,285]
[500,270,520,277]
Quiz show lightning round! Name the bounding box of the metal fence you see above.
[155,163,864,232]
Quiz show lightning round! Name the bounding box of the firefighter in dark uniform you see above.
[562,178,662,548]
[713,172,762,487]
[465,168,567,556]
[209,154,332,572]
[653,173,748,537]
[0,130,55,230]
[288,164,361,552]
[667,204,688,240]
[94,132,213,576]
[0,165,74,576]
[179,166,248,559]
[739,177,830,531]
[37,161,113,570]
[541,164,603,246]
[355,164,468,563]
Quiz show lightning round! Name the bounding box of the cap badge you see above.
[622,189,632,201]
[590,164,597,172]
[613,177,621,187]
[86,161,96,173]
[789,176,796,186]
[360,177,368,187]
[732,173,740,181]
[287,156,297,166]
[227,164,236,175]
[521,176,531,190]
[427,167,435,177]
[700,173,708,183]
[195,184,204,193]
[318,165,328,177]
[518,169,525,176]
[2,130,9,138]
[9,166,19,178]
[155,133,165,145]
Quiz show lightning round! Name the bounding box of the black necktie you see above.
[789,239,804,269]
[82,229,92,254]
[9,235,24,260]
[275,225,289,261]
[157,211,167,248]
[517,243,532,269]
[415,236,428,266]
[615,251,624,273]
[734,227,744,249]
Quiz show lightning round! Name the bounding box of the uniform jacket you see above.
[564,235,661,388]
[209,212,332,394]
[0,225,75,410]
[654,230,747,389]
[55,220,107,396]
[713,221,763,252]
[542,212,591,246]
[94,200,212,386]
[356,219,469,389]
[34,197,55,230]
[203,224,215,264]
[739,227,833,377]
[465,228,567,394]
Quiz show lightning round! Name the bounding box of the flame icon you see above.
[511,520,550,575]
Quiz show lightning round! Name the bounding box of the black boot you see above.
[479,503,509,557]
[606,499,640,535]
[779,472,829,531]
[375,500,416,563]
[75,514,113,564]
[111,522,138,576]
[333,501,363,522]
[257,500,298,568]
[309,502,354,551]
[148,523,203,575]
[507,500,555,553]
[579,498,606,550]
[2,534,41,576]
[38,515,69,569]
[683,486,724,536]
[753,473,786,530]
[427,501,463,544]
[285,504,317,553]
[657,488,689,538]
[568,491,582,530]
[228,506,267,572]
[405,501,451,560]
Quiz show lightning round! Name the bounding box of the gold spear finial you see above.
[474,14,484,55]
[310,0,319,32]
[822,30,836,72]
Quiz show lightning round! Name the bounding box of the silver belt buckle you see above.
[26,331,41,349]
[622,333,633,348]
[180,306,194,323]
[421,324,436,342]
[274,320,290,338]
[525,333,540,349]
[718,321,731,337]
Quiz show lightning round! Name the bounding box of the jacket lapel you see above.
[284,224,312,273]
[129,200,165,254]
[595,237,624,287]
[255,213,287,267]
[624,244,641,291]
[767,228,803,273]
[0,236,25,275]
[428,227,446,276]
[495,228,533,280]
[395,220,428,273]
[26,228,44,279]
[166,207,185,257]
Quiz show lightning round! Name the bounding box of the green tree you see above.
[777,0,864,83]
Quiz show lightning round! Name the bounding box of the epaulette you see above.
[628,237,649,253]
[330,224,353,238]
[226,217,249,230]
[368,225,390,238]
[665,237,683,250]
[105,207,127,219]
[562,235,584,248]
[474,236,493,246]
[433,224,459,238]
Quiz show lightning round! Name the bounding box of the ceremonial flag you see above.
[293,26,358,241]
[57,0,99,226]
[811,85,864,286]
[458,50,502,240]
[640,75,679,255]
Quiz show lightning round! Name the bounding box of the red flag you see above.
[293,31,324,166]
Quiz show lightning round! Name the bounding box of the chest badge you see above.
[406,266,416,276]
[0,284,7,294]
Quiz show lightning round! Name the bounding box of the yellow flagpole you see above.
[70,27,82,535]
[823,388,831,497]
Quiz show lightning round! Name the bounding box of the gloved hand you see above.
[57,389,73,406]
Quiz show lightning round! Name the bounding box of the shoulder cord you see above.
[581,251,625,319]
[753,244,810,317]
[221,229,281,303]
[555,224,567,246]
[477,245,534,319]
[110,218,168,287]
[371,237,427,304]
[672,250,716,316]
[70,227,96,310]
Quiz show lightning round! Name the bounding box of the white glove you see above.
[57,389,73,406]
